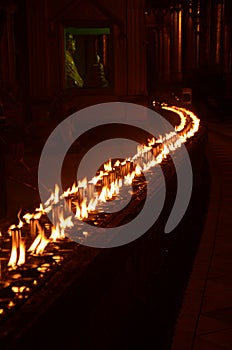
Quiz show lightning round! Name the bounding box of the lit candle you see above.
[102,174,109,187]
[109,171,116,184]
[148,149,154,162]
[63,196,72,212]
[8,226,18,269]
[135,156,143,168]
[126,160,131,174]
[120,161,127,177]
[52,203,61,228]
[17,232,26,266]
[30,218,36,237]
[152,144,159,158]
[87,182,95,200]
[79,187,85,201]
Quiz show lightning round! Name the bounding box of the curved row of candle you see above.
[4,105,200,269]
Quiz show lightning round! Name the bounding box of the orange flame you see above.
[5,104,200,265]
[88,197,98,212]
[17,209,24,229]
[75,199,88,219]
[78,177,87,188]
[62,182,78,198]
[50,226,60,241]
[17,234,26,266]
[114,160,121,167]
[28,222,49,255]
[8,228,18,269]
[8,226,26,268]
[104,159,112,172]
[54,184,60,204]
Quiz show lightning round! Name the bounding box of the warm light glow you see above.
[8,212,27,268]
[4,104,200,272]
[78,177,87,188]
[59,213,74,237]
[23,212,33,224]
[35,203,45,214]
[62,182,78,198]
[114,160,120,167]
[50,226,60,241]
[12,286,26,293]
[178,9,182,73]
[124,171,136,185]
[75,198,88,219]
[54,184,60,204]
[17,240,26,266]
[88,197,98,211]
[17,209,24,229]
[8,229,18,269]
[104,159,112,172]
[99,186,108,203]
[28,222,49,255]
[41,105,199,227]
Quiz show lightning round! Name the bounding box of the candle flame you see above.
[78,177,87,188]
[5,104,200,268]
[8,229,18,269]
[8,229,26,268]
[104,159,112,172]
[17,236,26,266]
[17,209,24,229]
[28,222,49,255]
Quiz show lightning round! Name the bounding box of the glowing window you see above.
[64,27,111,89]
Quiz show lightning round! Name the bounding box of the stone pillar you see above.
[215,2,223,65]
[0,132,7,218]
[185,14,196,74]
[102,34,108,67]
[127,0,147,97]
[223,24,231,74]
[159,28,164,79]
[0,2,17,84]
[171,6,182,81]
[26,0,50,119]
[163,27,170,81]
[205,0,212,65]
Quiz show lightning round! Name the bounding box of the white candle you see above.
[79,187,85,201]
[52,203,60,228]
[30,218,36,237]
[126,160,131,174]
[63,196,72,212]
[102,175,109,187]
[87,183,95,200]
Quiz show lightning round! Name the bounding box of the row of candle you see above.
[5,106,200,270]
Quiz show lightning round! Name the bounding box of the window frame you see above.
[61,21,114,94]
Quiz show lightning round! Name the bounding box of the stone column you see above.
[0,3,17,84]
[223,24,231,74]
[163,27,170,81]
[26,0,50,120]
[26,0,49,99]
[171,6,182,81]
[185,14,196,74]
[127,0,147,97]
[0,133,7,218]
[215,2,223,65]
[159,28,164,79]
